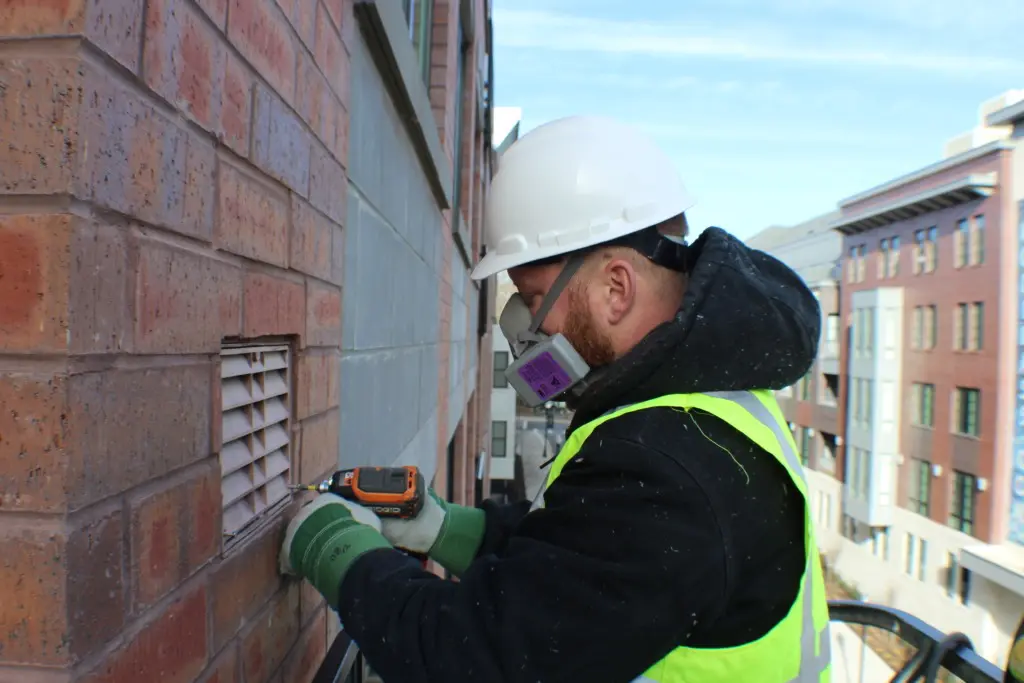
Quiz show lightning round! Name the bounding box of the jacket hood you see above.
[567,226,821,431]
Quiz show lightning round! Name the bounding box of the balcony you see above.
[819,340,840,375]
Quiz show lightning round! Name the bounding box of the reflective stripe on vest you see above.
[537,390,832,683]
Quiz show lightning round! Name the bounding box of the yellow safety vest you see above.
[537,390,832,683]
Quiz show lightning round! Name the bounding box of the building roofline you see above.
[837,140,1011,209]
[832,173,998,236]
[987,99,1024,127]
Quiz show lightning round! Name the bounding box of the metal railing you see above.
[312,629,365,683]
[313,600,1017,683]
[829,600,1010,683]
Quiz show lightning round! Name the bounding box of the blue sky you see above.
[490,0,1024,239]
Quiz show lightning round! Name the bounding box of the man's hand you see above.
[279,493,392,605]
[380,488,486,576]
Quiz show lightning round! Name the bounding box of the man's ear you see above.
[603,256,637,324]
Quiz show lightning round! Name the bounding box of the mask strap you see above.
[528,253,586,335]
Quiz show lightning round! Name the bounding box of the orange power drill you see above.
[292,465,425,519]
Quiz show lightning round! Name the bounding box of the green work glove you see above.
[380,489,485,576]
[279,493,392,606]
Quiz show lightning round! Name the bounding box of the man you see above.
[280,115,832,682]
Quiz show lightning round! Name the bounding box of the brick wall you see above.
[0,0,352,680]
[1,0,495,677]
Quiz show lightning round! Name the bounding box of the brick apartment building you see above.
[750,90,1024,665]
[0,0,497,681]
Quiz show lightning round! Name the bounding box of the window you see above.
[945,552,959,598]
[910,383,935,427]
[955,303,968,350]
[403,0,435,83]
[799,374,812,401]
[924,305,936,349]
[491,420,507,457]
[219,345,292,539]
[493,351,509,388]
[913,227,938,274]
[955,218,969,268]
[904,532,916,575]
[798,427,812,466]
[917,538,928,581]
[907,458,931,516]
[911,307,922,349]
[952,387,980,437]
[847,448,870,500]
[878,236,900,278]
[853,307,874,356]
[954,302,983,351]
[847,244,866,283]
[889,235,900,276]
[949,470,977,535]
[910,306,935,350]
[819,373,838,406]
[824,313,839,356]
[969,302,983,351]
[872,528,889,560]
[970,214,985,265]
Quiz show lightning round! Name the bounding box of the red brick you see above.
[129,463,219,610]
[80,71,216,238]
[66,362,213,509]
[186,464,222,570]
[252,85,311,194]
[219,51,254,157]
[0,525,69,665]
[134,241,243,354]
[298,580,324,626]
[337,0,356,55]
[80,585,208,683]
[322,0,343,33]
[210,522,284,649]
[290,197,333,281]
[0,56,81,195]
[227,0,297,101]
[0,213,130,356]
[313,5,348,104]
[200,643,238,683]
[183,134,218,242]
[242,271,305,338]
[331,104,350,169]
[131,484,182,608]
[0,215,72,353]
[144,0,226,131]
[0,373,68,513]
[308,143,346,225]
[282,609,327,683]
[69,218,132,354]
[299,409,339,483]
[305,281,341,347]
[0,0,143,72]
[295,49,337,151]
[196,0,229,28]
[276,0,316,51]
[216,162,290,268]
[66,509,126,662]
[241,585,300,683]
[295,351,339,420]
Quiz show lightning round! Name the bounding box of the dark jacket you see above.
[336,227,822,683]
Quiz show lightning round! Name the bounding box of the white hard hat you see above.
[471,115,696,281]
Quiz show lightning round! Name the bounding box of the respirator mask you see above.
[498,227,691,408]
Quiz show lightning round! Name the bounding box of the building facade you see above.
[747,212,845,540]
[825,91,1024,664]
[487,109,522,494]
[0,0,497,681]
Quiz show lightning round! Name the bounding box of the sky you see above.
[490,0,1024,240]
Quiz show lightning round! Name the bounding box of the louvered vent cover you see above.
[220,345,292,537]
